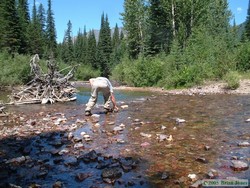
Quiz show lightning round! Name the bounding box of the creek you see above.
[0,87,249,187]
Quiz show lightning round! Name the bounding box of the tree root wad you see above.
[8,54,78,105]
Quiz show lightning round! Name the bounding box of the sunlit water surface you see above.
[0,88,249,187]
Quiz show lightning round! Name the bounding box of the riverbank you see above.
[72,79,250,95]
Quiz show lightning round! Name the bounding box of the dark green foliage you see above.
[244,0,250,40]
[236,42,250,71]
[0,53,31,85]
[86,30,97,68]
[28,0,45,56]
[112,24,120,49]
[112,56,163,87]
[0,0,21,54]
[61,20,74,64]
[122,0,146,59]
[45,0,57,58]
[223,71,240,90]
[146,0,170,55]
[96,13,112,77]
[17,0,30,54]
[74,27,87,64]
[74,64,100,81]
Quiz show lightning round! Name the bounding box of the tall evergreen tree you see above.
[244,0,250,40]
[28,0,45,55]
[37,3,46,57]
[17,0,30,54]
[45,0,57,58]
[112,24,120,49]
[122,0,146,59]
[74,29,85,63]
[96,13,112,77]
[0,0,21,54]
[62,20,74,64]
[86,30,97,67]
[146,0,170,55]
[110,25,125,68]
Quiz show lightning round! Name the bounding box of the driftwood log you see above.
[8,54,78,105]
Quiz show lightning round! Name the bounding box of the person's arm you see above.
[110,92,119,111]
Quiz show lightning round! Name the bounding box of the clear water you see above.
[0,89,249,187]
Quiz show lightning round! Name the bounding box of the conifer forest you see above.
[0,0,250,89]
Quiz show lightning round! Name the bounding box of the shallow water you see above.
[0,89,249,187]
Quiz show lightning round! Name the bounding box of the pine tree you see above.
[17,0,30,54]
[28,0,45,55]
[62,20,74,64]
[0,0,21,54]
[37,3,47,53]
[86,30,97,68]
[122,0,146,59]
[146,0,170,55]
[45,0,57,58]
[74,29,85,63]
[112,24,120,49]
[96,13,112,77]
[244,0,250,40]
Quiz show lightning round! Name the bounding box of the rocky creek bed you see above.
[0,81,250,188]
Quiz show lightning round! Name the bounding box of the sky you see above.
[28,0,249,43]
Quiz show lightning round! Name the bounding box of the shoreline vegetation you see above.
[72,79,250,95]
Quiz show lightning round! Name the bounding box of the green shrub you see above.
[74,64,100,81]
[0,53,31,86]
[236,42,250,72]
[112,56,164,87]
[223,71,240,90]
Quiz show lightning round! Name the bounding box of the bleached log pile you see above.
[8,54,78,105]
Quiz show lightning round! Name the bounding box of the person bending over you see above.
[85,77,119,116]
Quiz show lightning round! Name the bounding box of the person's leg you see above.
[103,90,112,113]
[85,87,98,115]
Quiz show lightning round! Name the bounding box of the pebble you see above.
[140,132,152,138]
[176,118,186,123]
[188,174,197,181]
[230,160,249,171]
[238,141,250,147]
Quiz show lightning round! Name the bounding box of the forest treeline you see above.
[0,0,250,89]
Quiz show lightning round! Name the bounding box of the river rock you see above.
[64,156,78,166]
[5,156,27,164]
[113,126,123,132]
[207,169,218,179]
[195,157,208,163]
[238,141,250,147]
[121,105,128,109]
[58,148,70,155]
[140,132,152,138]
[161,171,170,180]
[53,181,63,188]
[80,150,98,163]
[230,160,249,171]
[204,146,211,151]
[188,174,197,181]
[74,143,84,149]
[101,167,123,179]
[75,172,92,182]
[190,180,203,188]
[176,118,186,124]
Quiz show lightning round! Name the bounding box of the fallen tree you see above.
[8,54,78,105]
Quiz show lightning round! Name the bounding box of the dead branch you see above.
[8,54,78,105]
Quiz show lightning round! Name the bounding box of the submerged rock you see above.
[75,172,92,182]
[230,160,249,171]
[238,141,250,147]
[101,167,123,179]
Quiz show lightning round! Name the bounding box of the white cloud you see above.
[237,7,243,13]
